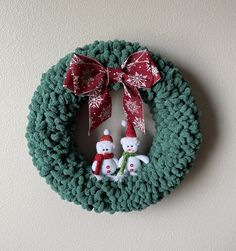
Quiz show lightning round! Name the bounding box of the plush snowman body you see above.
[99,158,117,176]
[118,136,149,178]
[119,155,141,176]
[91,129,118,180]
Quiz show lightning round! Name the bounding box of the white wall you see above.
[1,1,236,250]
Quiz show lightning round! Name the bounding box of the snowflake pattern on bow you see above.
[125,100,140,114]
[113,72,124,83]
[72,74,79,87]
[69,68,80,92]
[146,63,160,77]
[127,72,147,88]
[133,117,145,132]
[89,94,103,108]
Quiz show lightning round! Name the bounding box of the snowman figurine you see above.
[117,120,149,181]
[91,129,118,180]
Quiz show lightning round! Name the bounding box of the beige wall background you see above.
[1,0,236,250]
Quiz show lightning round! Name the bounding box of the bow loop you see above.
[64,54,107,95]
[64,50,161,134]
[121,50,161,89]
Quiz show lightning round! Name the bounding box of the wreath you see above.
[26,40,201,213]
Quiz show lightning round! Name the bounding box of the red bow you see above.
[63,50,161,134]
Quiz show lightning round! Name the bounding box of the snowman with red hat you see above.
[91,129,118,180]
[116,120,149,181]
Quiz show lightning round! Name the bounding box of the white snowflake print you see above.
[146,63,159,77]
[127,72,147,88]
[70,69,80,89]
[125,100,140,114]
[114,72,124,83]
[89,94,103,108]
[133,117,145,132]
[72,74,79,85]
[99,68,107,74]
[70,55,84,66]
[98,104,112,121]
[81,68,94,83]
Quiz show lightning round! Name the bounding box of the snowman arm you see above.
[136,155,149,164]
[123,168,128,175]
[91,161,97,171]
[118,156,124,168]
[113,157,119,166]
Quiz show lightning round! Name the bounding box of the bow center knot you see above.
[108,67,124,84]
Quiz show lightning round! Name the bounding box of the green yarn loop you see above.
[25,40,202,213]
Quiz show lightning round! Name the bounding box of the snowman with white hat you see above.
[91,129,118,180]
[116,120,149,181]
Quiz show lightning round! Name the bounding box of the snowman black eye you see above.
[131,145,133,147]
[127,145,129,147]
[102,149,105,151]
[106,148,108,151]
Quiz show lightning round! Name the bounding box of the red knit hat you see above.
[121,120,136,138]
[99,129,113,142]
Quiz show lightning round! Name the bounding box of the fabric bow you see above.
[64,50,161,134]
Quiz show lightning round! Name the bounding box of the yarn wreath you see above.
[26,40,201,213]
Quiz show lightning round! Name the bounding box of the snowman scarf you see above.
[93,153,114,175]
[119,152,136,175]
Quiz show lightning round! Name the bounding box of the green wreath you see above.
[26,40,201,213]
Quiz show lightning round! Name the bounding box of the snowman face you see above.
[120,137,140,153]
[96,141,114,154]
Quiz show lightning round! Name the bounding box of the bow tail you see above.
[123,85,145,133]
[88,88,112,134]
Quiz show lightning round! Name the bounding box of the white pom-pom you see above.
[103,129,110,135]
[121,120,127,127]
